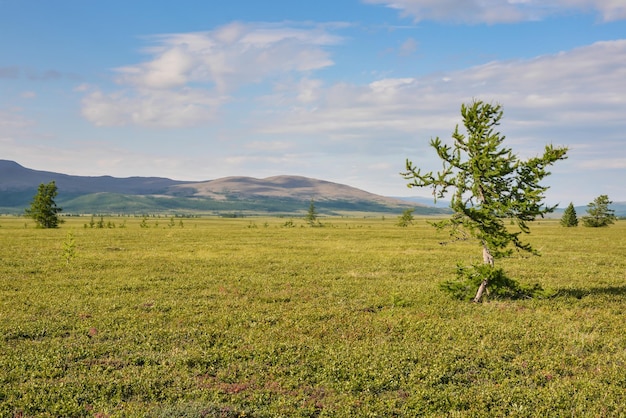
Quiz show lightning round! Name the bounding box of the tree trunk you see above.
[473,244,494,303]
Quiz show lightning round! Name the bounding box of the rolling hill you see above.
[0,160,445,216]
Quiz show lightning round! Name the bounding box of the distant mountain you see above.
[0,159,190,194]
[176,175,406,205]
[0,160,446,216]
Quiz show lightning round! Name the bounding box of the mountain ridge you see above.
[0,159,191,194]
[176,175,404,205]
[0,160,437,215]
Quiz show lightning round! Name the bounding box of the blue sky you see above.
[1,0,625,205]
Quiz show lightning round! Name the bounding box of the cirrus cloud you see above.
[363,0,626,23]
[254,39,626,163]
[81,87,226,128]
[81,22,343,127]
[117,22,341,92]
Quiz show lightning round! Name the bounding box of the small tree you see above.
[62,231,77,265]
[402,100,568,302]
[397,208,415,227]
[305,199,319,226]
[560,202,578,227]
[25,181,63,228]
[582,195,616,227]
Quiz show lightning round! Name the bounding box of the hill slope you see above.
[0,160,189,194]
[175,175,405,206]
[0,160,442,216]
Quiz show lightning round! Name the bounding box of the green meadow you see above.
[1,216,625,417]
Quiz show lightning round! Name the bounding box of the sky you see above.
[1,0,625,206]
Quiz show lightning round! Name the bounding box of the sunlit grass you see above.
[1,216,624,416]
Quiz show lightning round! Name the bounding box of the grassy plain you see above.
[1,215,625,417]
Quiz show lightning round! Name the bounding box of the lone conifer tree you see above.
[582,195,616,227]
[560,202,578,227]
[25,181,63,228]
[402,100,568,302]
[305,199,318,226]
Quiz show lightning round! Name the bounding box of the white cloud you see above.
[254,39,626,168]
[116,46,196,90]
[296,78,324,103]
[579,158,626,169]
[245,140,294,151]
[117,22,340,92]
[368,77,416,94]
[81,87,226,128]
[82,22,342,127]
[363,0,626,23]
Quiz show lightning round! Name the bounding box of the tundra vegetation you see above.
[396,208,415,227]
[1,215,625,417]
